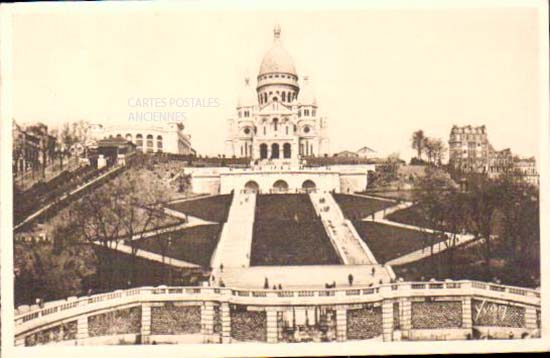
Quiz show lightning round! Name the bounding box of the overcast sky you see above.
[9,4,543,162]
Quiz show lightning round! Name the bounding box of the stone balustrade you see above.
[14,280,540,346]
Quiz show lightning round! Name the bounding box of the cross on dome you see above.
[274,24,281,39]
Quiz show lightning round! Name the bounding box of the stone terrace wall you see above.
[151,304,201,335]
[411,301,462,329]
[471,299,525,328]
[24,321,77,346]
[347,306,382,340]
[230,308,267,342]
[88,307,141,337]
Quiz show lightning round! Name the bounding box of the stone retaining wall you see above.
[88,307,141,337]
[411,301,462,329]
[471,299,525,328]
[347,306,382,340]
[24,321,77,346]
[230,308,267,342]
[151,304,201,335]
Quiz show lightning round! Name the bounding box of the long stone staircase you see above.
[210,192,257,269]
[309,192,378,265]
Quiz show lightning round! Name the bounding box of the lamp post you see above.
[168,236,173,286]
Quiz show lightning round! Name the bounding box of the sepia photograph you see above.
[1,0,548,356]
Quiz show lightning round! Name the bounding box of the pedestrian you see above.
[348,273,354,286]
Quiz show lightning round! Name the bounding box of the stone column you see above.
[220,302,231,343]
[76,316,89,344]
[266,309,278,343]
[382,300,394,342]
[141,303,152,344]
[335,307,347,342]
[525,305,538,331]
[461,297,472,330]
[399,298,412,339]
[201,302,215,338]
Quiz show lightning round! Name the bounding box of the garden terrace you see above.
[254,194,318,221]
[251,220,340,266]
[333,194,395,220]
[132,225,222,267]
[351,221,446,263]
[167,195,233,223]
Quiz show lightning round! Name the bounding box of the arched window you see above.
[146,134,154,153]
[125,133,132,142]
[116,134,122,138]
[282,92,286,102]
[273,118,278,131]
[136,134,143,149]
[283,143,291,158]
[271,143,280,159]
[264,93,267,103]
[260,143,268,159]
[156,135,163,152]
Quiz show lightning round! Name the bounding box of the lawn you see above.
[133,224,222,267]
[385,204,433,228]
[251,220,341,266]
[351,221,446,263]
[167,194,233,223]
[333,194,395,220]
[254,194,318,221]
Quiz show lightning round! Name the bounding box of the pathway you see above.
[210,192,256,270]
[361,199,477,266]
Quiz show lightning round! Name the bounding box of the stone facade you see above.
[225,26,329,163]
[89,121,193,155]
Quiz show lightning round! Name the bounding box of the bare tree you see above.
[411,130,426,160]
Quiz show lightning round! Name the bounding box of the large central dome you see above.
[258,25,297,76]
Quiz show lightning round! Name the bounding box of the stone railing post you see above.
[382,299,394,342]
[76,316,89,344]
[221,302,231,343]
[399,297,412,339]
[461,297,472,331]
[266,308,278,343]
[141,303,152,344]
[335,306,347,342]
[201,301,215,340]
[525,305,537,332]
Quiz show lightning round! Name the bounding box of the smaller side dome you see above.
[237,77,257,108]
[298,76,316,106]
